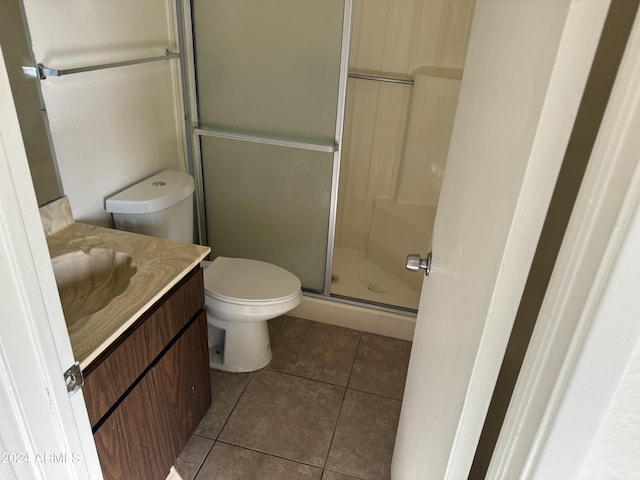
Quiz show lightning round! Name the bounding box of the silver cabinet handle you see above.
[406,252,432,276]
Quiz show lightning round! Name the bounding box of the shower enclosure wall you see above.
[331,0,475,310]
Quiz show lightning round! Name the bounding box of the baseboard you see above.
[290,295,416,341]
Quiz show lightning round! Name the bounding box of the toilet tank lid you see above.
[105,170,195,214]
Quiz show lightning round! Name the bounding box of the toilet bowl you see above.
[203,256,302,372]
[105,170,303,373]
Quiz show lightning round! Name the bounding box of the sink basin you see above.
[52,247,137,326]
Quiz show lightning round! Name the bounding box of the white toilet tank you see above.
[105,170,195,243]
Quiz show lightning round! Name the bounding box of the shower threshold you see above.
[329,293,418,316]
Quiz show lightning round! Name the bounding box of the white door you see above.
[392,1,612,479]
[0,46,102,479]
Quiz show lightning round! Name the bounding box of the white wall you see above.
[0,435,17,480]
[578,338,640,480]
[483,2,640,474]
[522,192,640,480]
[526,184,640,479]
[20,0,186,226]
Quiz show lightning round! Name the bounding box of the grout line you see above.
[189,437,214,480]
[188,370,256,478]
[346,330,364,390]
[214,371,255,441]
[322,467,366,480]
[321,332,363,470]
[215,439,326,471]
[344,386,403,402]
[272,314,288,341]
[265,367,350,389]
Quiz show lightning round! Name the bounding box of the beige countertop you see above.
[41,197,210,369]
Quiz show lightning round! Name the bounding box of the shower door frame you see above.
[177,0,353,296]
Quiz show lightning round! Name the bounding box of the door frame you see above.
[489,6,640,478]
[0,45,102,479]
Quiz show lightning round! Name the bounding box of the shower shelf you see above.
[22,49,180,80]
[193,127,338,153]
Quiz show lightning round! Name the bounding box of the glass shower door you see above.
[191,0,349,293]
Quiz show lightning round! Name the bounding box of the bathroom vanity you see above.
[40,197,211,479]
[86,267,210,479]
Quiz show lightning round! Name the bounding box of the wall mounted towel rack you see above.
[23,49,180,80]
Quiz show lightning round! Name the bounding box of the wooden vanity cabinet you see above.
[82,267,211,480]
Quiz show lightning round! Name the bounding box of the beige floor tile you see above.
[196,442,322,480]
[269,316,361,386]
[172,319,411,480]
[219,370,344,467]
[166,435,213,480]
[326,389,401,480]
[195,369,252,439]
[348,333,411,400]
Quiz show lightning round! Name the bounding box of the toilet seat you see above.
[203,257,301,306]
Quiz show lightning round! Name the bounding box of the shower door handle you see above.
[406,253,432,276]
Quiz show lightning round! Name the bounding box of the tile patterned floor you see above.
[166,315,412,480]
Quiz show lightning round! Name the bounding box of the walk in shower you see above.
[331,1,475,311]
[184,0,475,313]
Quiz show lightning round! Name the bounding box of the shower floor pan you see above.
[330,248,421,311]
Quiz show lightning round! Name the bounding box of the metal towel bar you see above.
[23,50,180,80]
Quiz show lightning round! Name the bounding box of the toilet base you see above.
[207,319,272,372]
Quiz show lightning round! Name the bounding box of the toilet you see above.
[105,169,302,372]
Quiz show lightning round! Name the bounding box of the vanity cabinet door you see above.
[93,312,210,480]
[83,268,204,427]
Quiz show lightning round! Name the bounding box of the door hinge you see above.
[64,362,84,397]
